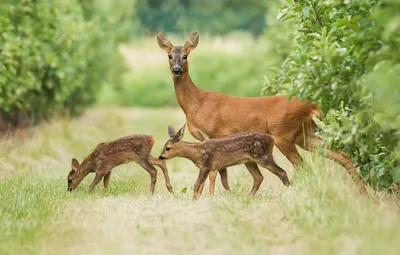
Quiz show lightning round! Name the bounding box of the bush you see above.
[0,0,135,123]
[263,0,400,188]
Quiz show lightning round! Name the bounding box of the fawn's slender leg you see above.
[89,172,106,192]
[138,160,158,195]
[198,181,206,195]
[208,170,218,196]
[258,155,291,186]
[149,156,173,193]
[193,168,210,200]
[103,171,111,192]
[219,168,231,192]
[245,162,264,195]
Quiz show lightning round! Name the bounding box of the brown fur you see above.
[157,31,367,194]
[159,125,291,200]
[67,135,173,194]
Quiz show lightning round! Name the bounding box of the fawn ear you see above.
[174,124,186,141]
[183,32,199,52]
[71,158,79,172]
[168,125,176,138]
[157,32,174,52]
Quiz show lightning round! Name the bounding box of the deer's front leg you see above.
[193,167,210,200]
[89,172,106,192]
[103,171,112,192]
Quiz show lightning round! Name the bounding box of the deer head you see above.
[67,158,84,191]
[157,32,199,76]
[159,124,186,160]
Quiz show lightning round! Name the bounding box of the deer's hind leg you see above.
[137,159,158,195]
[149,156,173,193]
[193,167,211,200]
[257,155,291,187]
[245,162,264,195]
[296,134,367,193]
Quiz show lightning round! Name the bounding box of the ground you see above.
[1,107,400,255]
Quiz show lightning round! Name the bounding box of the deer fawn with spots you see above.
[67,135,173,194]
[157,31,367,195]
[159,125,291,200]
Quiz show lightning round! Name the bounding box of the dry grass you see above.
[1,107,400,255]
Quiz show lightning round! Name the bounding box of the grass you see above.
[96,34,272,107]
[1,107,400,255]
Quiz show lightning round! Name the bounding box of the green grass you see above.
[1,107,400,255]
[96,34,271,107]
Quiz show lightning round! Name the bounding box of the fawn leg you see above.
[149,156,173,193]
[193,168,210,200]
[89,172,106,192]
[138,160,158,195]
[103,171,111,192]
[198,181,206,195]
[244,162,264,195]
[208,170,218,196]
[258,155,291,186]
[219,168,231,192]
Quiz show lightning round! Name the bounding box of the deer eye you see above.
[183,55,187,60]
[166,147,171,151]
[168,54,172,59]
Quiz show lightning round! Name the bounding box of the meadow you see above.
[1,106,400,255]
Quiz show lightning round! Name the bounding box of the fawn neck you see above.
[77,157,94,179]
[175,141,201,164]
[172,71,205,115]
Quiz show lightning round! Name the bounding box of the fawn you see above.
[158,125,291,199]
[67,134,173,194]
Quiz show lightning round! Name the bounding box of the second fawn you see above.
[68,134,173,194]
[159,125,291,199]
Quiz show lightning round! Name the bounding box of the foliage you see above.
[0,0,135,121]
[135,0,267,36]
[263,0,400,188]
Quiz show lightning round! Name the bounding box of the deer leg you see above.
[244,162,264,195]
[198,181,206,195]
[138,160,158,195]
[219,168,231,192]
[103,171,112,192]
[298,135,367,194]
[149,156,173,193]
[275,141,303,168]
[89,172,106,192]
[208,169,218,196]
[193,168,210,200]
[258,155,291,186]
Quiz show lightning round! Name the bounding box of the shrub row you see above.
[263,0,400,188]
[0,0,135,127]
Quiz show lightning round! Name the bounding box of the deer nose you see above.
[172,67,181,74]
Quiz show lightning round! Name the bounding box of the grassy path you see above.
[1,107,400,255]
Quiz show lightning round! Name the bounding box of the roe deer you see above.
[159,125,291,199]
[67,135,173,194]
[157,31,367,194]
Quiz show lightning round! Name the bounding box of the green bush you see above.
[0,0,135,121]
[263,0,400,188]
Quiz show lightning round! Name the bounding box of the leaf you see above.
[180,187,188,194]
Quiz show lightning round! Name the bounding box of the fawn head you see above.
[159,124,186,160]
[157,32,199,76]
[67,158,83,191]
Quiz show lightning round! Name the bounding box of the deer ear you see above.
[157,32,174,52]
[174,124,186,141]
[71,158,79,172]
[168,125,176,138]
[183,32,199,52]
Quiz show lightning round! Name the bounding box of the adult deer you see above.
[157,31,367,194]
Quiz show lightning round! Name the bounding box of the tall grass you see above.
[1,107,399,255]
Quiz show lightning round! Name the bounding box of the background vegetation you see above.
[262,0,400,189]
